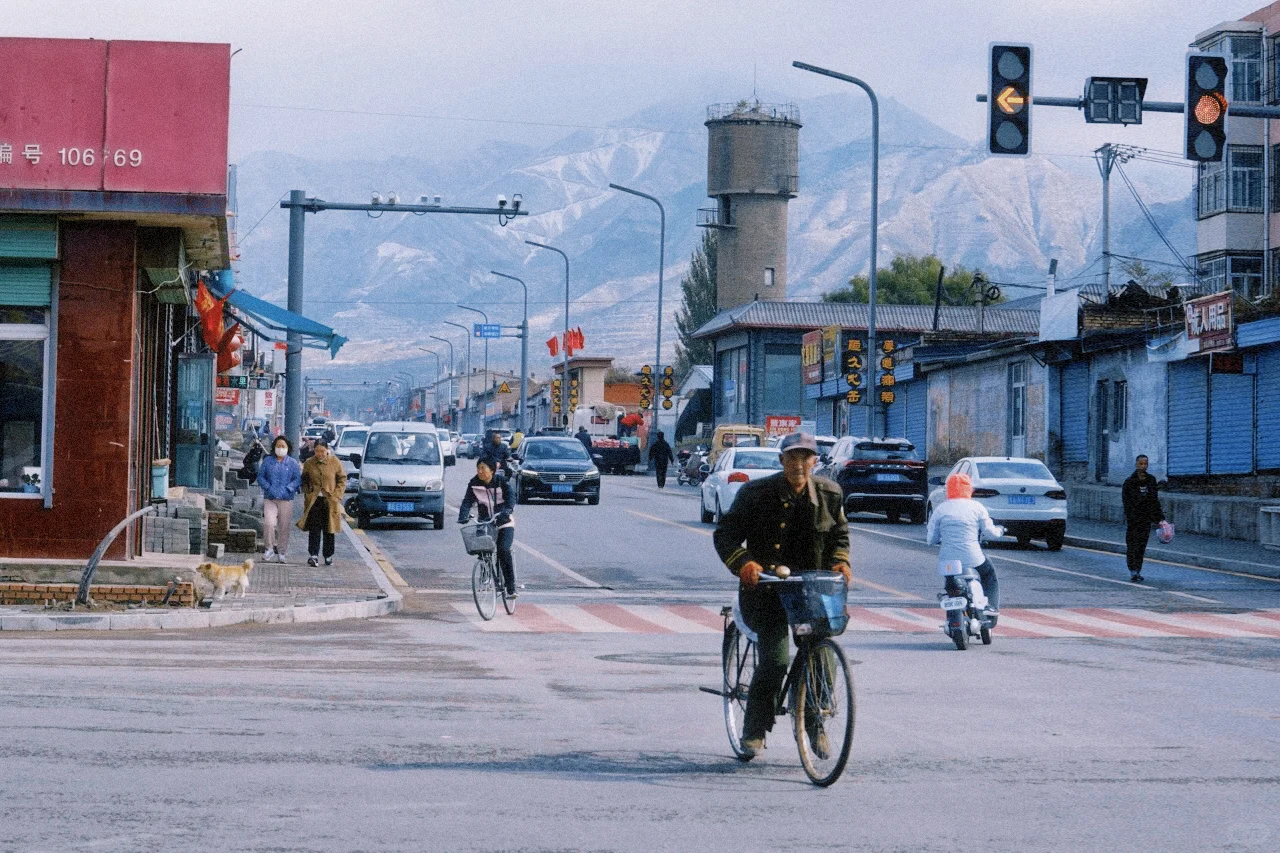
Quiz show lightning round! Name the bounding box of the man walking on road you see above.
[1122,454,1165,583]
[648,430,675,489]
[713,432,852,759]
[576,426,593,453]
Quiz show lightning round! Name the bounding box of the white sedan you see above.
[926,456,1068,550]
[700,447,783,524]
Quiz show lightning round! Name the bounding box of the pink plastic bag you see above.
[1156,520,1174,544]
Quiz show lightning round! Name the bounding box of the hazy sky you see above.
[6,0,1265,165]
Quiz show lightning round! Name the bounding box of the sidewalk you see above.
[1064,518,1280,579]
[0,523,402,631]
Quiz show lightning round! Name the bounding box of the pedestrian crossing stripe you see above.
[450,603,1280,639]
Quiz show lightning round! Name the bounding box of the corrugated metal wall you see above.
[906,380,927,451]
[1258,350,1280,470]
[1060,362,1089,463]
[1167,359,1208,476]
[1209,373,1254,474]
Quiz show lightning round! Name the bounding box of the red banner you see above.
[194,282,226,350]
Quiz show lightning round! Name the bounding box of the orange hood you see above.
[946,472,973,500]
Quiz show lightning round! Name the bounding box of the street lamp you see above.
[444,320,472,432]
[428,334,456,427]
[394,371,415,419]
[490,271,529,433]
[608,183,665,436]
[418,348,442,424]
[457,304,490,394]
[794,60,880,439]
[525,240,570,425]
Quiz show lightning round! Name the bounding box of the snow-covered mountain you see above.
[230,92,1195,380]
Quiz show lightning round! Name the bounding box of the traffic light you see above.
[988,43,1032,156]
[1084,77,1147,125]
[1185,54,1228,163]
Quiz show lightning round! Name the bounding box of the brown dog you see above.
[197,559,253,599]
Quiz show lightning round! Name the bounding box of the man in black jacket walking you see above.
[1122,454,1165,583]
[648,431,675,488]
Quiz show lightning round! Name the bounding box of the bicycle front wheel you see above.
[472,555,497,621]
[792,637,855,786]
[722,623,758,761]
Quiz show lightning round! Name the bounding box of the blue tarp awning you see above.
[208,270,347,358]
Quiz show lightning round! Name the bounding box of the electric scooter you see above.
[938,561,996,651]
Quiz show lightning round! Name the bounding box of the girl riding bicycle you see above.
[457,458,517,598]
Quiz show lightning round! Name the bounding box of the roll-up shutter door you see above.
[1167,359,1208,475]
[1209,373,1254,474]
[1258,350,1280,470]
[906,380,927,453]
[883,388,905,439]
[1060,362,1088,463]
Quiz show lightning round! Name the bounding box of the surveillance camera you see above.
[511,193,522,211]
[497,194,507,209]
[371,192,382,205]
[433,195,442,206]
[387,193,399,205]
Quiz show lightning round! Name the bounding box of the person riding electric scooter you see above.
[926,472,1003,648]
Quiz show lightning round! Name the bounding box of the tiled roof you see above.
[693,300,1040,338]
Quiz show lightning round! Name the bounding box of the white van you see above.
[334,424,369,492]
[351,421,445,529]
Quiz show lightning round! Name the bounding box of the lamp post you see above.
[428,334,455,428]
[444,320,472,432]
[490,271,529,433]
[608,183,665,437]
[418,348,442,424]
[394,371,415,419]
[525,240,570,425]
[794,61,880,438]
[457,304,490,394]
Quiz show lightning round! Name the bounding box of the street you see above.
[2,468,1278,853]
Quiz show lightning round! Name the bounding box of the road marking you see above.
[350,527,410,588]
[446,601,1280,639]
[848,526,1223,604]
[625,509,712,536]
[849,577,919,601]
[513,541,604,589]
[1066,543,1280,583]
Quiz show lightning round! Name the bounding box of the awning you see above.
[207,269,347,358]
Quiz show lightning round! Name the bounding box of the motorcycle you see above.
[938,560,995,651]
[676,447,708,486]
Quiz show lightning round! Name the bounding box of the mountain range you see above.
[229,91,1197,384]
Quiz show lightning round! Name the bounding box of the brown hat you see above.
[778,432,818,455]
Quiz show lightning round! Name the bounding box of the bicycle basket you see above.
[460,522,496,555]
[774,571,849,638]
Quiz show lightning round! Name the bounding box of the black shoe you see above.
[307,556,319,568]
[1130,572,1143,583]
[506,589,518,599]
[324,557,333,566]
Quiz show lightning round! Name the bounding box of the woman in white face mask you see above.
[257,435,303,563]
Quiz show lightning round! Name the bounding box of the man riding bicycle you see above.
[713,432,852,758]
[457,457,517,598]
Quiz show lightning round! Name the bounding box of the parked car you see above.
[350,421,445,529]
[437,432,456,467]
[927,456,1068,550]
[706,424,767,468]
[511,436,601,504]
[821,436,928,523]
[700,447,783,524]
[333,425,369,492]
[458,433,482,458]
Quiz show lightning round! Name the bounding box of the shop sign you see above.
[0,38,229,195]
[764,415,802,437]
[801,330,823,384]
[256,390,275,413]
[821,325,839,382]
[214,388,240,406]
[1184,291,1233,353]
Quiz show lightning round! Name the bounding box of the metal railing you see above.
[706,101,800,123]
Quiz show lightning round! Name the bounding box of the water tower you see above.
[700,101,801,311]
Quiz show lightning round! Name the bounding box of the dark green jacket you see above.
[713,472,850,576]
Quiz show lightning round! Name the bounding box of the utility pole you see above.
[1094,143,1135,292]
[609,184,666,438]
[444,320,471,432]
[525,241,570,426]
[457,304,490,397]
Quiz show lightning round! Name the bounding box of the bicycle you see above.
[460,521,515,620]
[712,568,855,787]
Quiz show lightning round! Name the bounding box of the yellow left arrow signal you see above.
[997,85,1027,114]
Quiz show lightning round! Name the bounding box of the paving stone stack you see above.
[142,514,191,555]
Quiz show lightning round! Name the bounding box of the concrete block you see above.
[226,529,257,552]
[51,615,113,631]
[248,606,294,625]
[108,613,165,630]
[0,615,60,631]
[206,609,250,628]
[205,542,225,559]
[157,610,212,630]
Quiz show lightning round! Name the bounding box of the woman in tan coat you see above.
[297,438,345,567]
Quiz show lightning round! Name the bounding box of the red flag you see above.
[546,335,559,357]
[216,323,243,373]
[573,327,585,350]
[194,281,226,350]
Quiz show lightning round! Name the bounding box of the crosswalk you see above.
[451,602,1280,639]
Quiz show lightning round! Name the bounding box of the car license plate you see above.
[1009,494,1036,505]
[386,501,414,513]
[939,596,968,611]
[551,484,573,494]
[875,473,902,483]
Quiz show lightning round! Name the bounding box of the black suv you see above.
[821,437,928,523]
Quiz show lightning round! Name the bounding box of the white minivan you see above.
[351,421,446,529]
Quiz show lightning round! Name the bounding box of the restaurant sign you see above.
[801,330,823,384]
[1184,291,1233,353]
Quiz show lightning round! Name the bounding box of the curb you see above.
[1063,534,1280,579]
[0,522,403,632]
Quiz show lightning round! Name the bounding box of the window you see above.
[0,308,49,497]
[1008,361,1027,440]
[718,196,732,227]
[1230,146,1263,212]
[1198,160,1226,218]
[764,267,775,288]
[1112,381,1127,432]
[717,346,748,418]
[1198,254,1266,299]
[1205,33,1262,103]
[1199,256,1227,293]
[762,344,799,413]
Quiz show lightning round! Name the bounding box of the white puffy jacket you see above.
[926,498,1004,570]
